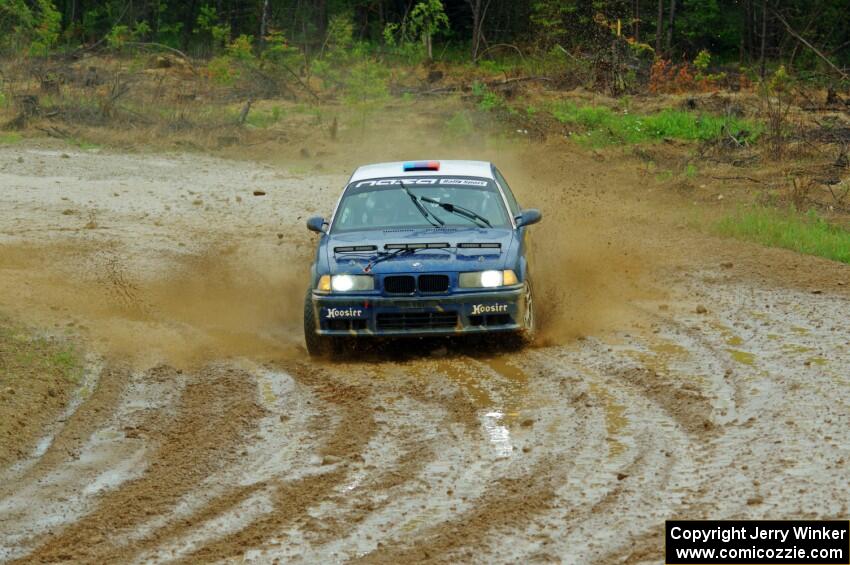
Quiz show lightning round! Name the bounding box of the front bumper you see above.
[311,286,526,337]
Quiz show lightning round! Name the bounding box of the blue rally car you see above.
[303,160,542,356]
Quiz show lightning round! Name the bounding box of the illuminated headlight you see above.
[459,270,518,288]
[329,274,374,292]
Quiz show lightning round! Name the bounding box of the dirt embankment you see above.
[0,137,848,563]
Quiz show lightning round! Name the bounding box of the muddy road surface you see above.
[1,143,849,563]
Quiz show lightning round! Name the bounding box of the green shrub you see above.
[471,81,504,112]
[342,58,390,130]
[409,0,449,59]
[196,4,230,52]
[443,110,475,138]
[0,0,61,55]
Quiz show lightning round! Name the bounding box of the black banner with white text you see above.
[666,520,849,564]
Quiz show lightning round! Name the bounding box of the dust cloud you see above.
[0,241,310,366]
[494,146,660,342]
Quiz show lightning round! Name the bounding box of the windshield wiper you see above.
[399,181,444,227]
[363,248,412,273]
[420,196,492,228]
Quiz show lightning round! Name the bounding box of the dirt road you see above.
[1,141,848,564]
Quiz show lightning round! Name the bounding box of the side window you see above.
[493,167,521,217]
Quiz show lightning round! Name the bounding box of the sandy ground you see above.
[0,139,848,564]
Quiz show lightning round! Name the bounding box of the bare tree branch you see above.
[772,9,848,80]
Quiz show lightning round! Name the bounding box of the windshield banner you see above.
[353,178,489,188]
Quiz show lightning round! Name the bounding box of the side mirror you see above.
[515,209,542,228]
[306,216,327,233]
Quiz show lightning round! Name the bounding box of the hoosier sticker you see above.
[471,303,509,315]
[323,307,364,319]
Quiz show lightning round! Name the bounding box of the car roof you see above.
[348,160,495,183]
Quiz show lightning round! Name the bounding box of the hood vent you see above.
[334,245,378,253]
[382,228,458,233]
[385,242,450,250]
[457,242,501,249]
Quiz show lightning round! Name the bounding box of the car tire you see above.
[303,289,333,358]
[518,278,536,345]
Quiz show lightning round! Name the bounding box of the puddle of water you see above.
[782,344,813,354]
[431,360,492,408]
[83,447,147,495]
[588,383,627,458]
[649,341,688,356]
[480,356,530,425]
[727,349,755,366]
[431,358,532,457]
[482,410,513,459]
[630,338,691,380]
[707,321,748,351]
[260,379,276,405]
[400,507,443,533]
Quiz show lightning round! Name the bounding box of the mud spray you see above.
[497,146,658,343]
[0,241,310,367]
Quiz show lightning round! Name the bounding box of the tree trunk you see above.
[666,0,676,52]
[180,0,198,51]
[469,0,482,60]
[759,0,767,78]
[739,30,745,66]
[259,0,269,45]
[315,0,327,43]
[469,0,491,62]
[634,0,640,42]
[655,0,664,55]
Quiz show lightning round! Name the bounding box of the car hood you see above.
[325,227,515,274]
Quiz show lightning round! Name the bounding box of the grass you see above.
[70,138,101,150]
[244,106,284,128]
[471,81,505,112]
[1,327,83,383]
[0,132,23,144]
[0,318,83,466]
[443,110,475,139]
[550,101,761,147]
[716,207,850,264]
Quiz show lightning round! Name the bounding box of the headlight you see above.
[459,270,518,288]
[330,274,374,292]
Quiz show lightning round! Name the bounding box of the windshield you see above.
[331,176,510,233]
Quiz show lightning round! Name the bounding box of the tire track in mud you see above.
[17,364,263,564]
[112,363,326,562]
[575,285,849,564]
[354,461,558,564]
[0,366,129,560]
[504,348,697,564]
[0,364,129,491]
[163,361,377,563]
[265,360,498,562]
[326,355,586,564]
[141,365,443,563]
